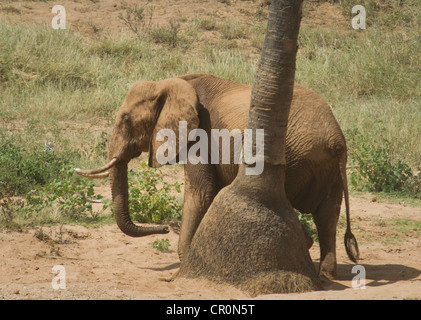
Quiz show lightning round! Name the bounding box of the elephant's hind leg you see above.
[178,163,219,262]
[312,179,343,280]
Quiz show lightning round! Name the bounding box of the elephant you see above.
[178,0,321,294]
[75,73,359,280]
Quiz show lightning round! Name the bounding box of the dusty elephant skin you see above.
[75,74,360,279]
[178,0,323,295]
[76,78,202,237]
[75,71,359,280]
[177,73,359,280]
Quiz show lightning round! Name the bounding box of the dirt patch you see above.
[0,0,349,37]
[303,0,349,30]
[1,188,420,300]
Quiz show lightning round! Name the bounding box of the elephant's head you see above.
[76,77,200,237]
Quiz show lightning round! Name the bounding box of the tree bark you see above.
[247,0,303,166]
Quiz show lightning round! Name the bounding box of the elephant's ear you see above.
[149,78,200,168]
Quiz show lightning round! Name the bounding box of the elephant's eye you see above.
[122,114,131,123]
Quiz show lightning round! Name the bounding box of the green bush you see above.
[1,165,108,229]
[150,238,171,252]
[297,211,318,242]
[347,128,413,193]
[127,162,183,224]
[0,132,80,195]
[25,166,105,221]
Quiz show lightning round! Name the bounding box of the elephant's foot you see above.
[318,252,337,280]
[177,245,189,264]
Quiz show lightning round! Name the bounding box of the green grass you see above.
[382,218,421,245]
[0,129,80,195]
[296,25,420,168]
[0,0,420,229]
[0,20,257,137]
[333,0,420,30]
[392,218,421,236]
[150,238,171,252]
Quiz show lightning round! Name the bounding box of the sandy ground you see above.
[1,189,420,300]
[1,0,420,301]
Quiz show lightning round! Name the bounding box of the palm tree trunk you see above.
[177,0,320,296]
[247,0,303,166]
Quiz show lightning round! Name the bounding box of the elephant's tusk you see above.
[74,158,118,176]
[74,170,110,179]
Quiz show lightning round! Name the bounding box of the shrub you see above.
[347,128,413,193]
[127,162,183,224]
[118,3,154,37]
[149,20,186,48]
[25,166,106,221]
[0,131,80,195]
[0,188,25,231]
[297,211,318,242]
[150,238,171,252]
[1,165,108,229]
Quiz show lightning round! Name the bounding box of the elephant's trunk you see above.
[110,161,169,237]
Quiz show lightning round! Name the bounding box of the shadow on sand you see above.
[315,262,421,291]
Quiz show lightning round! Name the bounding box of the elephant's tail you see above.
[339,151,360,263]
